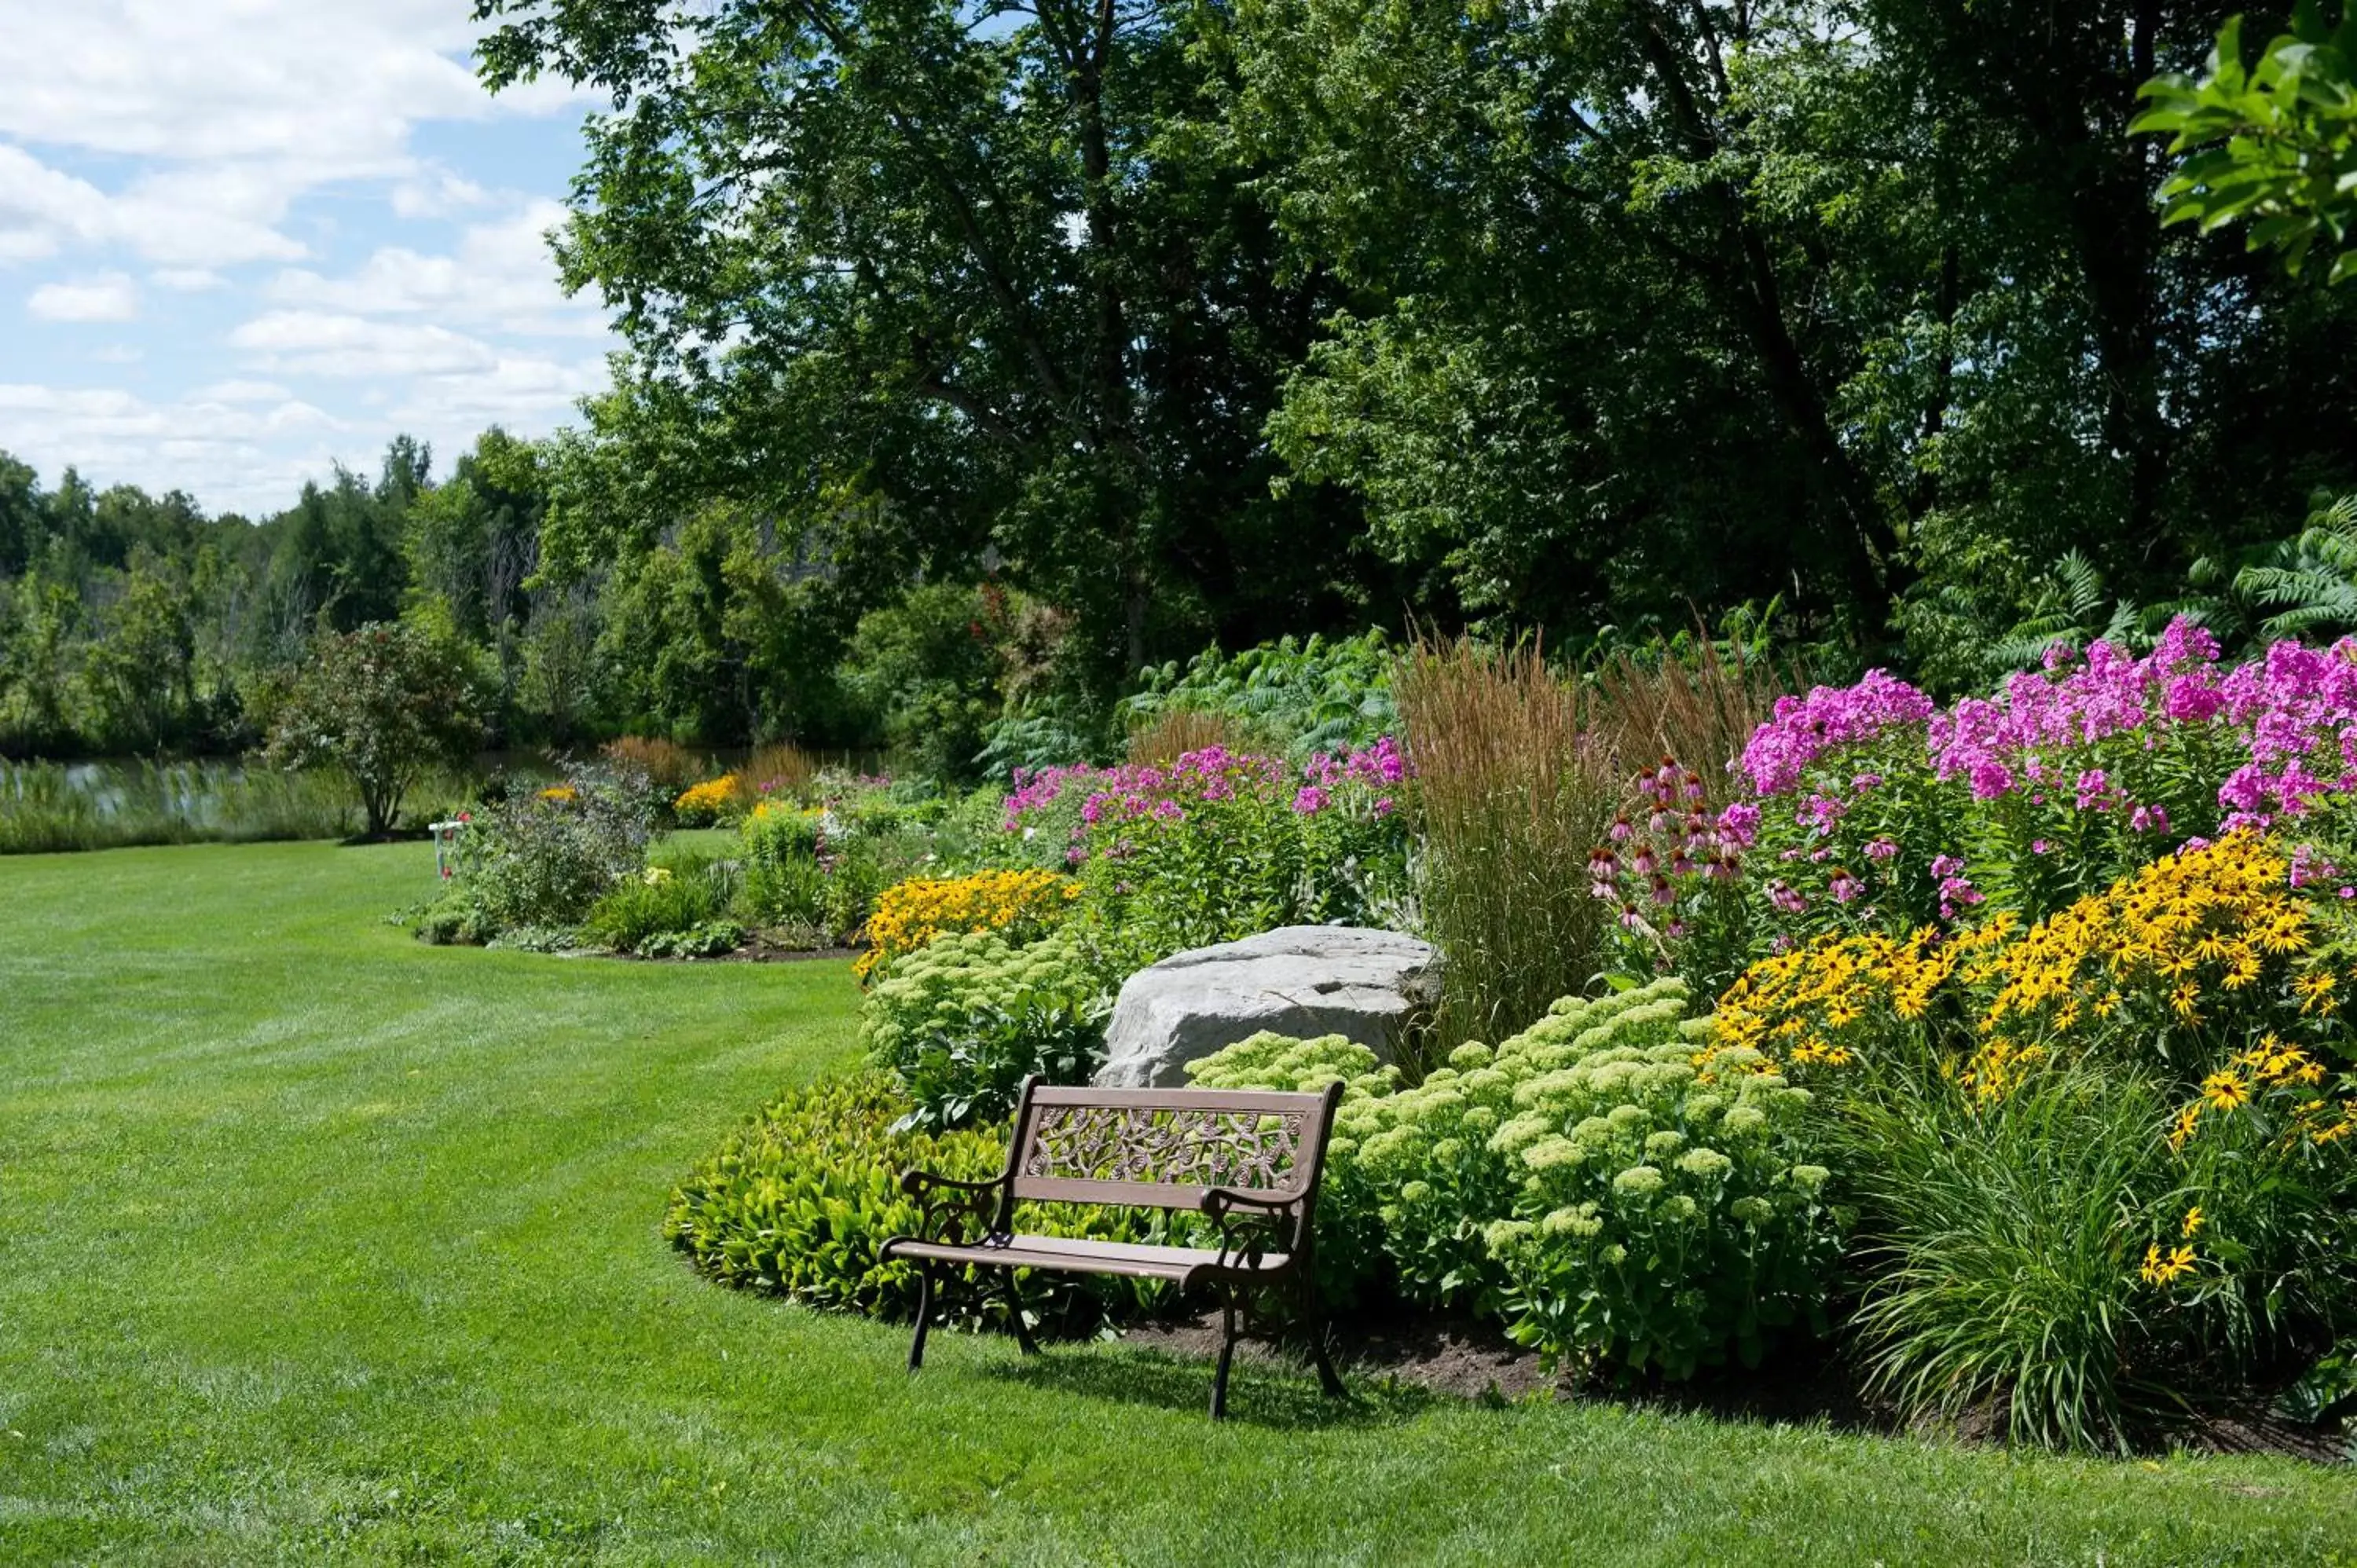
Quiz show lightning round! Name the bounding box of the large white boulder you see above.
[1094,925,1439,1089]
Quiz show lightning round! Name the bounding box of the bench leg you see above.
[1210,1291,1239,1420]
[909,1262,937,1372]
[1002,1274,1040,1357]
[1307,1318,1347,1401]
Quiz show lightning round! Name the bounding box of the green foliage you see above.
[2136,6,2357,283]
[1190,980,1842,1376]
[582,852,739,954]
[454,769,654,936]
[1120,632,1399,759]
[262,619,486,837]
[738,806,830,932]
[842,584,1003,786]
[859,930,1110,1132]
[1842,1067,2176,1452]
[665,1072,1157,1332]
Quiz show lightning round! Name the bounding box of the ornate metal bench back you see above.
[1006,1083,1339,1235]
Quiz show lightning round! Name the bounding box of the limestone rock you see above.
[1094,925,1439,1089]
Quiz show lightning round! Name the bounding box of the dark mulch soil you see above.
[1119,1306,2351,1464]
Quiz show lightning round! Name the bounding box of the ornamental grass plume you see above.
[1124,707,1280,766]
[1398,634,1618,1044]
[1589,640,1789,800]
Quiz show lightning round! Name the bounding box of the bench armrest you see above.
[900,1167,1009,1245]
[1199,1186,1299,1271]
[1197,1185,1298,1215]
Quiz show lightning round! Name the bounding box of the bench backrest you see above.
[1003,1079,1344,1215]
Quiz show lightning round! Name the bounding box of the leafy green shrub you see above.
[583,852,739,953]
[1484,1035,1835,1379]
[1842,1057,2357,1452]
[261,618,486,837]
[1189,978,1842,1376]
[640,920,746,958]
[458,765,653,935]
[860,930,1110,1131]
[1186,1031,1399,1303]
[665,1072,1159,1332]
[1120,631,1398,759]
[739,804,830,931]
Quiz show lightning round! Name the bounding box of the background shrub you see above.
[582,849,738,952]
[262,618,486,838]
[665,1072,1158,1332]
[601,735,706,797]
[739,804,830,933]
[460,764,652,933]
[860,930,1110,1130]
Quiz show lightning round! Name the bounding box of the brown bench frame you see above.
[879,1075,1348,1418]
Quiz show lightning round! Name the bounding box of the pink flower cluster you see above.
[1001,738,1411,861]
[1740,670,1937,795]
[1740,618,2357,833]
[1589,760,1750,936]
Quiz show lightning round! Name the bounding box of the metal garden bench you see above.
[879,1076,1348,1418]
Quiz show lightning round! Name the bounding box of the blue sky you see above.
[0,0,619,517]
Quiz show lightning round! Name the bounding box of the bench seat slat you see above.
[885,1233,1291,1283]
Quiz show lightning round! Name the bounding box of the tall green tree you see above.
[475,0,1391,680]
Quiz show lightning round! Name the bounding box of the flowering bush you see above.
[436,763,654,937]
[1596,622,2357,987]
[1005,740,1413,970]
[673,773,744,826]
[665,1072,1159,1332]
[856,867,1081,980]
[1187,978,1842,1376]
[1710,833,2357,1435]
[860,930,1110,1130]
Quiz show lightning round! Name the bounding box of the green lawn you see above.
[0,842,2350,1565]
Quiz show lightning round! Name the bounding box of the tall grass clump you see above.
[1396,636,1619,1044]
[1589,640,1789,795]
[1122,707,1278,766]
[1842,1064,2173,1452]
[742,742,816,800]
[0,760,359,854]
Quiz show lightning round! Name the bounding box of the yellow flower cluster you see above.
[2139,1242,2198,1288]
[1710,918,2015,1078]
[537,784,578,804]
[1714,833,2357,1139]
[1981,832,2310,1034]
[856,868,1083,980]
[674,775,742,820]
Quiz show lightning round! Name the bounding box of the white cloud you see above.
[0,380,344,511]
[262,200,597,335]
[189,378,292,404]
[390,167,494,220]
[0,3,617,513]
[229,310,501,379]
[0,145,112,261]
[28,272,139,321]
